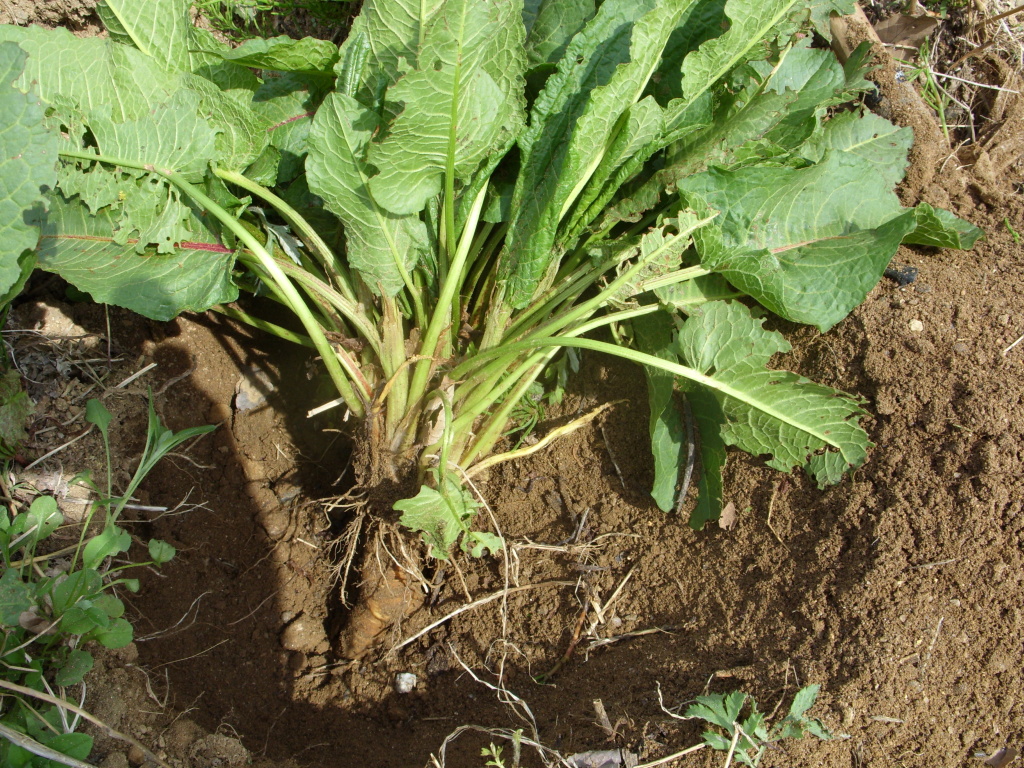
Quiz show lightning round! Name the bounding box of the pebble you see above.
[908,319,924,332]
[280,615,324,653]
[234,367,275,411]
[395,672,418,694]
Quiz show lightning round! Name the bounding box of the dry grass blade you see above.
[0,722,99,768]
[0,679,169,768]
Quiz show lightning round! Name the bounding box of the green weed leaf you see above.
[24,495,62,546]
[90,616,133,648]
[61,601,108,635]
[0,370,31,458]
[85,398,113,436]
[148,538,176,565]
[0,568,33,626]
[82,525,131,570]
[789,683,820,719]
[92,593,126,619]
[54,648,94,686]
[43,732,95,761]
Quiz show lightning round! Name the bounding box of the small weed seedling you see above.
[686,685,834,767]
[0,396,214,766]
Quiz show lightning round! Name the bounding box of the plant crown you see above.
[0,0,982,555]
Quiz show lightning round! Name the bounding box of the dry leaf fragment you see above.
[718,501,738,530]
[984,746,1018,767]
[874,14,939,48]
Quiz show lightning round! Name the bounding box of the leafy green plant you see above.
[194,0,356,39]
[1,0,982,563]
[0,397,214,766]
[687,684,834,767]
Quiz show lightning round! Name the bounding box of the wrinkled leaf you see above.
[367,0,526,216]
[97,0,193,72]
[681,147,919,331]
[905,202,984,250]
[524,0,596,68]
[215,35,340,73]
[36,195,238,321]
[395,475,491,560]
[633,312,686,513]
[0,42,59,296]
[676,301,870,486]
[307,93,428,295]
[0,25,180,121]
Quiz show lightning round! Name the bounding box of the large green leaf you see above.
[87,89,218,182]
[633,312,686,513]
[36,195,238,321]
[0,25,179,121]
[681,147,919,331]
[523,0,596,68]
[676,301,870,486]
[212,35,340,73]
[337,0,444,111]
[251,73,330,183]
[366,0,526,216]
[307,92,428,295]
[680,0,802,105]
[0,42,58,296]
[502,0,693,306]
[96,0,193,73]
[182,73,272,171]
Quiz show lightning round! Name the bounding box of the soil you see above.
[4,4,1024,768]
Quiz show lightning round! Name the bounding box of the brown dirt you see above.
[5,5,1024,768]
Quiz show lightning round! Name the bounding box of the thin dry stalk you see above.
[389,580,574,653]
[0,679,169,768]
[0,722,99,768]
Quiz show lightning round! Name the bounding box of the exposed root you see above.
[338,524,426,660]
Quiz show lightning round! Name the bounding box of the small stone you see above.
[280,615,324,653]
[908,319,924,332]
[100,753,130,768]
[395,672,418,694]
[953,343,970,355]
[998,313,1011,325]
[127,746,146,767]
[234,366,275,411]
